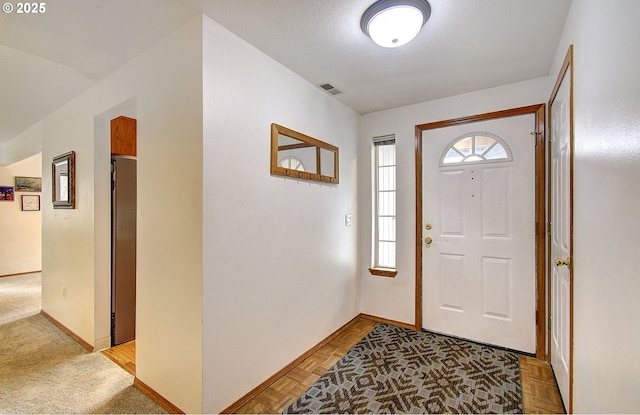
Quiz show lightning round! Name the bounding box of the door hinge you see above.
[548,315,552,330]
[111,312,116,337]
[548,221,552,236]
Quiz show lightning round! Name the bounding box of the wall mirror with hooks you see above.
[270,123,339,184]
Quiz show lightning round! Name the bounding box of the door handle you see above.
[424,237,433,245]
[554,257,570,267]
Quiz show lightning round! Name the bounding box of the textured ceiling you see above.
[201,0,572,114]
[0,0,572,147]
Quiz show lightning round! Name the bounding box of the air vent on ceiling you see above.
[319,83,342,96]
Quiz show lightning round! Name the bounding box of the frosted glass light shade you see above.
[361,0,431,48]
[369,6,423,47]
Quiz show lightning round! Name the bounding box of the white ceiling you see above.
[0,0,572,146]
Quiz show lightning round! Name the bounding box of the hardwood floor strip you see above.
[221,313,365,414]
[40,310,93,352]
[102,340,136,376]
[133,377,184,414]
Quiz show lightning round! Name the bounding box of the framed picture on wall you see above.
[15,176,42,192]
[21,195,40,211]
[0,186,14,201]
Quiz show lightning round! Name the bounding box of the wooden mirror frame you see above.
[52,151,76,209]
[270,123,339,184]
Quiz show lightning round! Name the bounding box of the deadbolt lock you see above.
[425,223,432,230]
[424,237,433,245]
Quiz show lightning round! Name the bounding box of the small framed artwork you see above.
[21,195,40,211]
[15,176,42,192]
[0,186,14,201]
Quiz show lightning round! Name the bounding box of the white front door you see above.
[422,114,536,353]
[550,59,572,406]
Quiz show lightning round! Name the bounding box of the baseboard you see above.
[40,310,93,352]
[41,310,182,413]
[0,270,41,278]
[220,313,363,414]
[221,313,416,414]
[360,313,418,331]
[133,378,184,414]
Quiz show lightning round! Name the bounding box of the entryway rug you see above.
[284,323,522,414]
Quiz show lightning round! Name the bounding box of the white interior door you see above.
[550,66,572,406]
[422,114,536,353]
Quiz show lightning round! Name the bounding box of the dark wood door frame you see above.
[414,104,547,359]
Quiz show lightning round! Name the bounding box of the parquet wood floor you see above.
[235,318,380,414]
[234,316,566,414]
[101,318,566,414]
[520,354,566,414]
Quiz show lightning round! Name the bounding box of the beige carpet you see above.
[0,273,167,414]
[0,272,42,324]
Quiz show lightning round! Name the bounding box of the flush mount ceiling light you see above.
[361,0,431,48]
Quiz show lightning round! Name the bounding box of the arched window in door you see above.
[278,156,305,171]
[440,132,512,166]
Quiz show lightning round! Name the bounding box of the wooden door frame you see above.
[414,104,547,359]
[548,45,574,413]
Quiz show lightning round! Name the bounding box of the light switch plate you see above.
[345,214,352,226]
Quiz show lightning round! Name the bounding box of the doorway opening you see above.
[110,116,137,349]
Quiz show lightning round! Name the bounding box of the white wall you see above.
[0,153,41,275]
[133,18,203,415]
[550,1,640,412]
[359,78,549,325]
[201,16,361,413]
[34,16,203,413]
[0,123,42,167]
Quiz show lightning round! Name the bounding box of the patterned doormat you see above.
[284,323,523,414]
